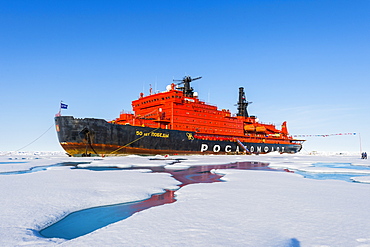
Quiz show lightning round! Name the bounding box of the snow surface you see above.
[1,153,370,246]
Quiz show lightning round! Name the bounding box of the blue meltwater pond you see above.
[39,160,270,240]
[40,189,176,240]
[294,162,370,183]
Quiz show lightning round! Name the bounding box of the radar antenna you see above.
[173,76,202,97]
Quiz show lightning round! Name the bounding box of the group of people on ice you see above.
[361,152,367,159]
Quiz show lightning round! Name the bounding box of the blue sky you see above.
[1,0,369,153]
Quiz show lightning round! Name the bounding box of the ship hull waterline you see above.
[55,116,302,156]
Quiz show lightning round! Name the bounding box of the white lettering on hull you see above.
[200,143,288,153]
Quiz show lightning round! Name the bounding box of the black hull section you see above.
[55,116,302,156]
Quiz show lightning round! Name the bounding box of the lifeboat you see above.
[244,124,255,132]
[256,126,267,132]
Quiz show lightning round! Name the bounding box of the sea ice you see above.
[1,153,370,246]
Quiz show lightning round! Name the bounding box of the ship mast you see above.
[237,87,251,117]
[173,76,202,97]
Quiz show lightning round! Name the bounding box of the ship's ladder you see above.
[236,139,251,154]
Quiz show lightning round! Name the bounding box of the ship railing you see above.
[193,133,290,143]
[120,110,133,115]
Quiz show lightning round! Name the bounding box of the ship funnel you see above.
[281,121,288,135]
[237,87,251,117]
